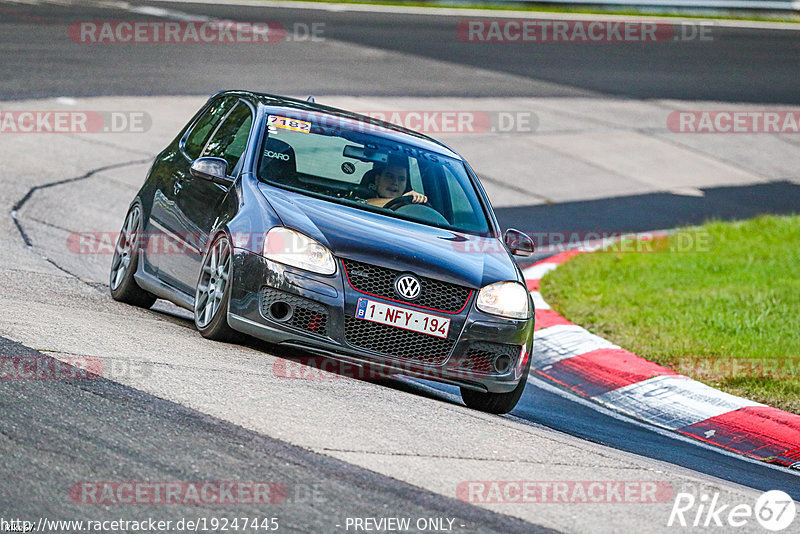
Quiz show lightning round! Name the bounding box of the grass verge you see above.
[539,215,800,414]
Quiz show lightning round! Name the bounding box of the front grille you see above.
[344,316,455,365]
[454,342,520,374]
[342,259,472,313]
[259,287,329,337]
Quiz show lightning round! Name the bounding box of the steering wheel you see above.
[383,195,433,211]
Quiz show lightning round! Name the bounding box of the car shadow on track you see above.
[142,297,800,500]
[241,338,467,408]
[145,302,465,407]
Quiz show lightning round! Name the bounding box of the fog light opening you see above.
[269,301,293,322]
[493,354,513,374]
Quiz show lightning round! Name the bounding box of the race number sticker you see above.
[267,115,311,134]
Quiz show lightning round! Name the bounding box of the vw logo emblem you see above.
[395,274,421,300]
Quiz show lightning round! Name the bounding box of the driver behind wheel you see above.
[365,156,428,207]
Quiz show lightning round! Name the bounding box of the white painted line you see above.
[118,2,346,45]
[529,291,551,310]
[522,262,558,281]
[142,0,800,29]
[668,186,706,197]
[127,5,214,21]
[594,375,763,430]
[501,0,800,10]
[532,324,619,367]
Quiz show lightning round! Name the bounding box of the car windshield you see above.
[256,113,491,235]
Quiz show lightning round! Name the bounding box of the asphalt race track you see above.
[1,1,799,532]
[2,0,800,102]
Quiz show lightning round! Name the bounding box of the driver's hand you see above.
[403,191,428,204]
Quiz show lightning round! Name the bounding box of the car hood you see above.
[257,184,520,289]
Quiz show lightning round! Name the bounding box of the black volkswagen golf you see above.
[110,91,536,413]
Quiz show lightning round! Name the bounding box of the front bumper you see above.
[228,249,534,393]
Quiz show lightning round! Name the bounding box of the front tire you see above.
[460,357,531,414]
[109,204,157,308]
[194,234,237,342]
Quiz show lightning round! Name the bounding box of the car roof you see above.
[214,90,463,160]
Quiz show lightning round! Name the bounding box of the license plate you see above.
[355,298,450,338]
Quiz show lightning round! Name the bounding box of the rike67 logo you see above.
[668,490,796,531]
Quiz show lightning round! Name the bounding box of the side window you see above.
[183,98,236,160]
[202,102,253,173]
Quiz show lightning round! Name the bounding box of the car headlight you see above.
[263,227,336,275]
[476,281,530,319]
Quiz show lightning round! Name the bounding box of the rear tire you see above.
[109,204,157,308]
[194,234,237,342]
[460,357,531,414]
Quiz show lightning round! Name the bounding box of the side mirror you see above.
[190,157,231,185]
[504,228,535,257]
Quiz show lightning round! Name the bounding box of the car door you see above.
[146,96,237,284]
[156,100,254,295]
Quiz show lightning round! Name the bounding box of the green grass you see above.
[539,215,800,414]
[257,0,800,23]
